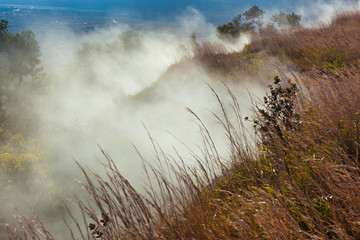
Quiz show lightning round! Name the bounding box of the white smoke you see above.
[296,0,360,25]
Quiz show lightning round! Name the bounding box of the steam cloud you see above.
[1,8,258,238]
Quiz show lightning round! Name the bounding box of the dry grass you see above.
[160,39,280,84]
[249,11,360,72]
[5,65,360,239]
[192,40,279,80]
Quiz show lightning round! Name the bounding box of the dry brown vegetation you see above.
[3,10,360,240]
[191,40,280,81]
[249,11,360,72]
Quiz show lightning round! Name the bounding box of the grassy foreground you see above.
[4,11,360,240]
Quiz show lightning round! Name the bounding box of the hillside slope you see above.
[4,10,360,240]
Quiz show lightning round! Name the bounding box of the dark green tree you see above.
[242,5,265,30]
[0,19,43,140]
[216,6,265,40]
[216,19,241,38]
[0,19,9,33]
[0,26,41,81]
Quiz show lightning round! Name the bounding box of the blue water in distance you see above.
[0,0,355,34]
[1,0,297,12]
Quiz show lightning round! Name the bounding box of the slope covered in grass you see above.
[249,11,360,73]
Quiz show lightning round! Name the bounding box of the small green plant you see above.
[246,76,300,143]
[322,54,345,72]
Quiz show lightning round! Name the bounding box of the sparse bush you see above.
[0,134,47,191]
[248,76,300,143]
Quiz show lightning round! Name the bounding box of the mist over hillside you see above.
[1,1,360,239]
[0,7,258,239]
